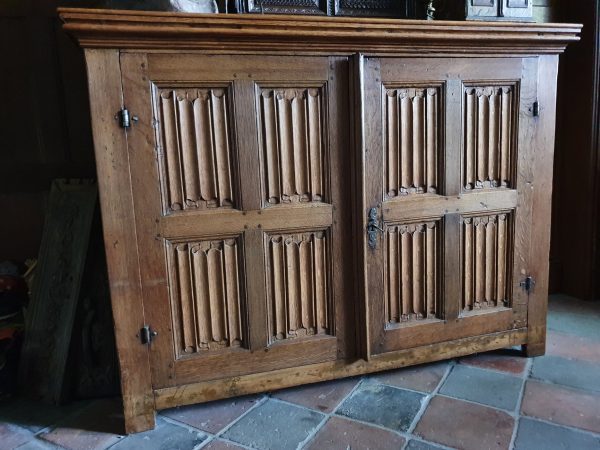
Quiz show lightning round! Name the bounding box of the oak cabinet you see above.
[60,8,580,433]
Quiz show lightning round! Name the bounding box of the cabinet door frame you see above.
[357,55,539,358]
[119,52,354,390]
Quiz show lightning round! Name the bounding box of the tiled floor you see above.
[2,294,599,450]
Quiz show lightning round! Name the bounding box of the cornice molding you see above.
[59,8,581,54]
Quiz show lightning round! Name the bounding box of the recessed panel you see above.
[463,84,517,191]
[258,86,328,206]
[384,221,440,326]
[168,238,246,357]
[461,212,513,311]
[155,86,236,212]
[383,86,442,198]
[265,231,331,343]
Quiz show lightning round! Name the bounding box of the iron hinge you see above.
[531,101,540,117]
[116,108,138,128]
[140,325,158,345]
[520,276,536,294]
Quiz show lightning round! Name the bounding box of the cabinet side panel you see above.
[526,55,559,356]
[84,49,155,433]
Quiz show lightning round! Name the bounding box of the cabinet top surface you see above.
[59,7,581,55]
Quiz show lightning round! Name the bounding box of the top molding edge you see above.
[58,7,582,54]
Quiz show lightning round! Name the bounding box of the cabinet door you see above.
[358,56,538,356]
[120,54,352,389]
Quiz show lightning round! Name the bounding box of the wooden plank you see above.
[19,179,97,405]
[159,204,333,239]
[382,190,518,222]
[59,8,581,55]
[524,55,559,356]
[82,49,155,433]
[120,53,177,390]
[154,327,528,410]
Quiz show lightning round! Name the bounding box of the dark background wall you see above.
[0,0,94,260]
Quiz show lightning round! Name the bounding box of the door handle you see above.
[367,208,383,249]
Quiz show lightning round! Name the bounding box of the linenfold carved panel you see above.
[463,85,517,191]
[168,239,245,356]
[258,86,328,206]
[385,221,439,325]
[156,87,236,212]
[384,87,441,198]
[462,213,513,311]
[265,231,331,343]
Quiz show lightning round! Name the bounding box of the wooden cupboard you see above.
[59,8,581,433]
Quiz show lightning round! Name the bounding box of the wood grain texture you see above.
[155,328,528,410]
[84,50,155,434]
[463,85,516,191]
[258,87,327,206]
[168,239,245,355]
[385,221,439,324]
[156,87,235,212]
[462,213,512,311]
[59,9,580,54]
[67,11,576,434]
[384,87,440,197]
[266,231,331,342]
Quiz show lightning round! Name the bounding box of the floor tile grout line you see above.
[400,360,457,450]
[434,392,519,418]
[508,357,533,450]
[297,376,366,450]
[188,395,270,450]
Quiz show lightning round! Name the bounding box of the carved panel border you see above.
[166,237,247,358]
[153,83,239,214]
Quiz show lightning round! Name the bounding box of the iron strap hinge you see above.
[140,325,158,345]
[116,108,138,128]
[520,276,536,295]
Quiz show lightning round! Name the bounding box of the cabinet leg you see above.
[123,397,156,434]
[522,341,546,358]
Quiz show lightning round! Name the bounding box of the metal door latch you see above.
[520,276,536,294]
[367,208,384,250]
[140,325,158,345]
[117,108,138,128]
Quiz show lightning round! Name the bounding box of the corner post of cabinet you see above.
[83,48,156,433]
[523,55,560,358]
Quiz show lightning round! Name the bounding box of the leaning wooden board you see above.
[59,8,580,433]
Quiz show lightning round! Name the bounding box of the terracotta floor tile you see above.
[521,380,600,434]
[459,349,527,375]
[547,330,600,364]
[414,396,514,450]
[38,399,124,450]
[336,384,424,432]
[306,416,405,450]
[273,378,359,413]
[514,418,600,450]
[161,395,260,434]
[0,423,32,450]
[369,362,448,393]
